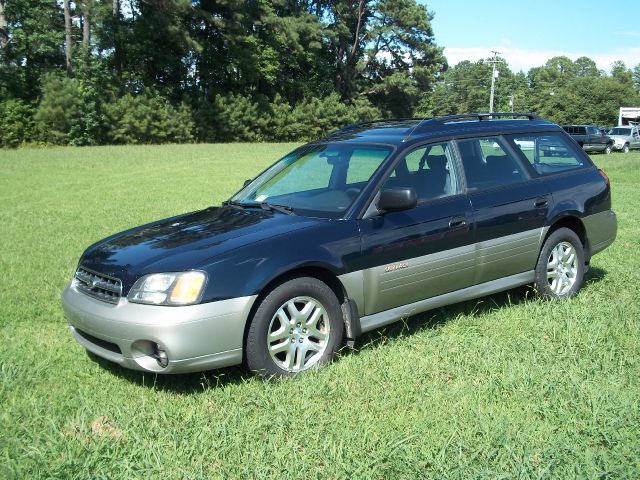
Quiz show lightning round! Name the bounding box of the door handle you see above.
[449,216,467,229]
[534,197,548,208]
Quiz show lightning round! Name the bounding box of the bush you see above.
[196,93,381,143]
[106,94,194,144]
[34,75,84,145]
[0,99,36,148]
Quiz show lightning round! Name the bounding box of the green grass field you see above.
[1,145,639,478]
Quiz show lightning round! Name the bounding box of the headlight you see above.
[128,271,207,306]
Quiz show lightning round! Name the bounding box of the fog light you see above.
[153,343,169,368]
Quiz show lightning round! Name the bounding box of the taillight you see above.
[598,169,610,189]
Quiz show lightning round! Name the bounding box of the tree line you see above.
[0,0,639,148]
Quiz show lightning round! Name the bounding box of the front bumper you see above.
[62,283,256,373]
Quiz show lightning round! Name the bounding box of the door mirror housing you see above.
[243,179,252,187]
[377,187,417,213]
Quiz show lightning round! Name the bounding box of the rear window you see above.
[564,126,586,135]
[510,132,587,175]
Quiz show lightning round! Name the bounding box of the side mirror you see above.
[243,179,252,188]
[377,187,417,213]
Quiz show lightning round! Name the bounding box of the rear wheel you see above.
[534,228,585,299]
[246,277,344,377]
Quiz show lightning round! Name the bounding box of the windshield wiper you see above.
[260,202,295,215]
[222,200,246,209]
[223,200,294,215]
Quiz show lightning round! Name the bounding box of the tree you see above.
[0,0,65,100]
[81,0,94,48]
[633,64,640,90]
[425,57,518,116]
[0,0,7,56]
[574,56,599,78]
[63,0,72,75]
[361,0,446,116]
[611,60,632,85]
[318,0,444,115]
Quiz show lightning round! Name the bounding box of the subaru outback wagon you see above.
[62,113,617,377]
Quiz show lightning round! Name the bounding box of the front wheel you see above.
[604,145,612,155]
[534,228,585,299]
[622,144,629,153]
[246,277,344,377]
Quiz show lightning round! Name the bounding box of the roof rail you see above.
[433,112,540,124]
[330,117,422,135]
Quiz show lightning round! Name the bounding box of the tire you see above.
[604,145,612,155]
[246,277,344,377]
[622,144,629,153]
[534,228,585,299]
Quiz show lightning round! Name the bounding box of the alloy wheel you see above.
[266,296,330,372]
[546,241,578,296]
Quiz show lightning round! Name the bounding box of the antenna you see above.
[402,116,431,142]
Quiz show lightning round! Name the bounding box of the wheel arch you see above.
[241,265,355,362]
[543,215,590,261]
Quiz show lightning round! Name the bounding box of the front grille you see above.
[74,267,122,304]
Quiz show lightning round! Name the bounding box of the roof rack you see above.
[432,112,540,124]
[331,112,542,141]
[400,112,540,142]
[432,112,540,123]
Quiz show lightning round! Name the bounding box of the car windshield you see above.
[230,143,393,218]
[608,128,631,135]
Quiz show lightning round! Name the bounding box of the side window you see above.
[510,132,586,175]
[382,142,460,202]
[588,126,600,136]
[456,137,527,190]
[346,148,389,185]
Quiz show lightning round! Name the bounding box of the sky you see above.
[422,0,640,73]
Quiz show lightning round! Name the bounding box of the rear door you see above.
[455,136,549,285]
[357,141,475,315]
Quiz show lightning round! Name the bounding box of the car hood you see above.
[608,134,630,141]
[79,206,321,287]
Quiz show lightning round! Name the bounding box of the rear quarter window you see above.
[509,132,588,176]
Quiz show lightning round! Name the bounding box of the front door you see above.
[357,142,475,315]
[586,126,606,151]
[632,127,640,149]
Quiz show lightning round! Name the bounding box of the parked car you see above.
[606,125,640,153]
[62,113,617,377]
[562,124,614,154]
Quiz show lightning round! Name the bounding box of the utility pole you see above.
[488,51,501,113]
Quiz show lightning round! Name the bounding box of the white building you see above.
[619,107,640,126]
